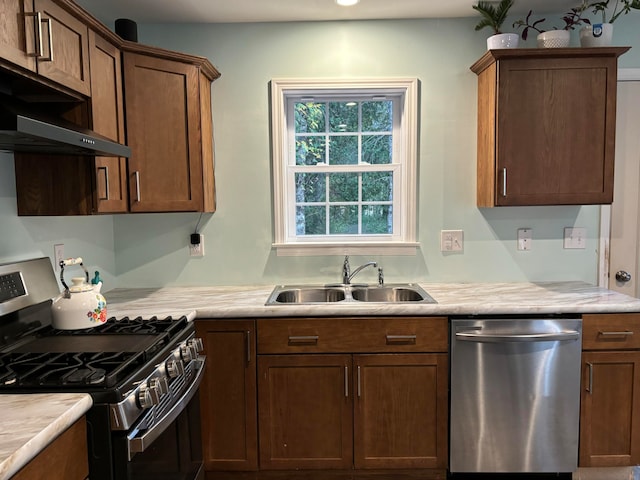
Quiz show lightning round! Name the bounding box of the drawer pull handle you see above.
[386,334,417,345]
[599,331,634,336]
[344,366,349,398]
[288,335,319,345]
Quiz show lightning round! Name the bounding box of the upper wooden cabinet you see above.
[471,47,629,207]
[0,0,90,97]
[122,44,220,213]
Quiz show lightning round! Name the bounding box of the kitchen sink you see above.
[266,283,436,305]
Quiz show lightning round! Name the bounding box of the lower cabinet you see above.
[579,314,640,467]
[196,320,258,471]
[12,416,89,480]
[257,317,449,471]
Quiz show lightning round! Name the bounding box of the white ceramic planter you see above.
[487,33,520,50]
[537,30,570,48]
[580,23,613,47]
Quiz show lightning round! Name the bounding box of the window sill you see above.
[273,242,419,256]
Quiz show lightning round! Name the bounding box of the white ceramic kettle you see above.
[51,257,107,330]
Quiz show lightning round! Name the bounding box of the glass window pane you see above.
[329,102,358,132]
[329,135,357,165]
[362,172,393,202]
[362,101,392,132]
[329,205,358,234]
[296,206,326,235]
[329,173,358,202]
[296,136,326,165]
[362,135,392,164]
[362,205,393,234]
[295,102,325,133]
[296,173,326,202]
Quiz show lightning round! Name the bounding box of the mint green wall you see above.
[1,15,639,288]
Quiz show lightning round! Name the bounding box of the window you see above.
[271,78,419,255]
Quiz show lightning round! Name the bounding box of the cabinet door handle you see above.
[357,365,361,398]
[502,167,507,197]
[43,17,53,62]
[98,166,110,200]
[385,334,417,345]
[586,362,593,393]
[599,330,634,336]
[287,335,319,345]
[344,366,349,398]
[134,171,141,202]
[25,12,44,57]
[246,330,251,364]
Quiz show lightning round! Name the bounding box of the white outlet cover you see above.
[517,228,532,251]
[440,230,463,252]
[564,227,586,249]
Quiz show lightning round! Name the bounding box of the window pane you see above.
[329,205,358,234]
[296,136,326,165]
[362,205,393,234]
[362,172,393,202]
[329,135,358,165]
[362,135,392,164]
[295,102,325,133]
[329,102,358,132]
[362,101,392,132]
[329,173,358,202]
[296,206,326,235]
[296,173,326,202]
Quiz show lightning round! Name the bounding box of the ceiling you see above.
[73,0,577,24]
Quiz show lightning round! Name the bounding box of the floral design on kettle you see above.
[87,295,107,324]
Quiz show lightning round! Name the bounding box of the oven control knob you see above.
[150,376,169,396]
[189,337,204,353]
[138,383,161,408]
[180,344,193,363]
[166,358,184,378]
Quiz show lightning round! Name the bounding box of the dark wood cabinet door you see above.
[496,55,616,206]
[353,353,448,469]
[123,51,205,212]
[34,0,90,96]
[89,31,127,213]
[579,351,640,467]
[258,354,353,470]
[0,0,36,73]
[196,320,258,471]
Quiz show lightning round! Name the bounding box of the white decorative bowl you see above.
[487,33,520,50]
[537,30,570,48]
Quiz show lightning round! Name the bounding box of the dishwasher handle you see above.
[455,330,580,343]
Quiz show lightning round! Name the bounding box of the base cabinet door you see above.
[353,353,448,469]
[258,354,353,470]
[579,351,640,466]
[196,320,258,471]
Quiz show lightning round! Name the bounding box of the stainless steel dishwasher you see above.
[449,317,582,475]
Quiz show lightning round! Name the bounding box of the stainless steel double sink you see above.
[265,283,436,305]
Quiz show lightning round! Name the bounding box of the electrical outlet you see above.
[54,244,64,270]
[440,230,463,252]
[564,227,586,249]
[189,235,204,257]
[517,228,532,251]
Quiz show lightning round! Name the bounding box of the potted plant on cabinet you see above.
[472,0,519,50]
[513,2,592,47]
[580,0,640,46]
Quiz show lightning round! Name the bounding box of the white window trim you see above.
[270,77,419,256]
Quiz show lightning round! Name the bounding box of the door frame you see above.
[598,68,640,288]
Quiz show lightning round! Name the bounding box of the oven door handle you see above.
[127,357,205,460]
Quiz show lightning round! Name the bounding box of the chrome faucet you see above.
[342,255,378,285]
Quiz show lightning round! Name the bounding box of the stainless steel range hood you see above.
[0,97,131,157]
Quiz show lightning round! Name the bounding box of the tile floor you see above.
[573,467,640,480]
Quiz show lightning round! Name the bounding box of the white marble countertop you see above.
[0,393,92,480]
[104,281,640,320]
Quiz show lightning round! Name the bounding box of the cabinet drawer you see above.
[583,314,640,350]
[257,317,448,354]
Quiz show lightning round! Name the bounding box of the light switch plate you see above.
[441,230,463,252]
[564,227,586,249]
[517,228,532,251]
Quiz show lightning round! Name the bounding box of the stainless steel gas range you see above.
[0,257,205,480]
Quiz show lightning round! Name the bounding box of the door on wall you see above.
[607,77,640,297]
